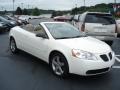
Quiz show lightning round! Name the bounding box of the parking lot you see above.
[0,27,120,90]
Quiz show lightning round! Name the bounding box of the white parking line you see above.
[116,55,120,57]
[112,55,120,69]
[112,66,120,69]
[115,56,120,62]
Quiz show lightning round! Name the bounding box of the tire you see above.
[50,53,69,77]
[10,38,18,53]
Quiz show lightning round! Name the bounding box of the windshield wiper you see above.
[55,35,87,39]
[71,36,81,38]
[71,34,87,38]
[56,37,72,39]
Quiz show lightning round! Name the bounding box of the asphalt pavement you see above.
[0,32,120,90]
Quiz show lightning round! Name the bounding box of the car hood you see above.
[56,36,111,54]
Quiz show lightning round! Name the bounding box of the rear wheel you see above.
[10,38,18,53]
[50,53,69,77]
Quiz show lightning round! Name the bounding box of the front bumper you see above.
[93,36,117,41]
[87,33,117,41]
[68,52,115,76]
[0,26,8,32]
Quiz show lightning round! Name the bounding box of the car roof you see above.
[0,16,9,22]
[40,21,65,24]
[83,11,111,15]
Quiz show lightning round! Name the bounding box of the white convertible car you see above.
[9,22,115,77]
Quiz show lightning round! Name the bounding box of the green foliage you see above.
[4,10,7,13]
[71,3,113,14]
[51,11,64,18]
[51,11,57,18]
[39,9,54,14]
[32,8,40,16]
[23,8,28,15]
[71,7,80,15]
[15,7,22,15]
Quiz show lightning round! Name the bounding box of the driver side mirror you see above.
[36,33,48,39]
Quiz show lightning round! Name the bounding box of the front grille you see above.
[86,68,109,75]
[100,54,109,62]
[109,52,112,60]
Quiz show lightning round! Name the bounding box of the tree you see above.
[71,7,79,15]
[4,10,7,14]
[57,11,64,16]
[15,7,22,15]
[32,8,40,16]
[51,11,57,18]
[51,11,64,18]
[23,8,28,15]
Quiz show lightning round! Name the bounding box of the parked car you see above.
[9,22,115,77]
[0,22,8,33]
[0,16,16,30]
[116,19,120,37]
[18,15,29,24]
[53,15,72,22]
[2,15,22,26]
[72,12,117,45]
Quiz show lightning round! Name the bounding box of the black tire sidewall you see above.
[10,38,18,53]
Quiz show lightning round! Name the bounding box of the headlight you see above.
[72,49,97,60]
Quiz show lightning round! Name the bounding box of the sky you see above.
[0,0,120,11]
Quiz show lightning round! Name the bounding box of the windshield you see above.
[85,13,116,25]
[45,23,83,39]
[3,16,14,20]
[0,16,9,23]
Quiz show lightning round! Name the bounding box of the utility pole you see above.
[114,0,116,4]
[13,0,15,16]
[84,0,85,7]
[75,4,77,8]
[84,0,86,11]
[21,3,24,15]
[28,4,30,9]
[21,3,24,9]
[1,6,4,11]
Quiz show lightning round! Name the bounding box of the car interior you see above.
[21,24,47,37]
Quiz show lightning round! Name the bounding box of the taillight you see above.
[81,24,85,32]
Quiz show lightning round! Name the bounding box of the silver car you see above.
[72,12,117,45]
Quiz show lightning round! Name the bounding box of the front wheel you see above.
[50,53,69,77]
[10,38,18,53]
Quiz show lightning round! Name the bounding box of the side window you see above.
[79,14,84,22]
[34,25,49,38]
[74,15,79,22]
[34,25,43,32]
[25,24,34,32]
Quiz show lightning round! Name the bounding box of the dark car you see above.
[0,22,8,33]
[0,16,16,30]
[2,15,22,26]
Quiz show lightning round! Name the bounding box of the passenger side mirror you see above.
[36,33,47,39]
